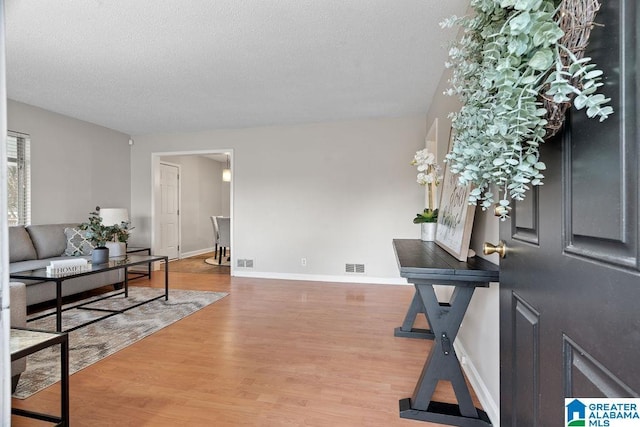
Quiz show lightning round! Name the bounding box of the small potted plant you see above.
[78,207,112,264]
[411,148,441,241]
[105,219,133,257]
[110,221,133,243]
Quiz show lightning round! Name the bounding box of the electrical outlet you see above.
[301,258,307,266]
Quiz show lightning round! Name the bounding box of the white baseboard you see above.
[180,247,214,259]
[454,340,500,427]
[232,270,409,285]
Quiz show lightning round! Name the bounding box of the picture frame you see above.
[435,129,476,261]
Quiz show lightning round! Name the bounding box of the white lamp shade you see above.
[99,208,129,226]
[222,168,231,182]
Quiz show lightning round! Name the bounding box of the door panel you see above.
[562,335,636,398]
[512,294,540,427]
[512,187,539,244]
[500,1,639,424]
[159,163,179,260]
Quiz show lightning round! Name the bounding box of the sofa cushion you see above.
[26,223,77,259]
[64,227,95,256]
[9,226,37,263]
[9,258,54,274]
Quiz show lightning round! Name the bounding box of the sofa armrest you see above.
[9,282,26,328]
[10,282,27,392]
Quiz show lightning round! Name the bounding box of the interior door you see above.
[158,162,180,260]
[499,1,639,425]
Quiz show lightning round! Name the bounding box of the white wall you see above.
[0,5,10,419]
[131,116,427,282]
[425,66,501,425]
[7,100,131,224]
[160,154,230,254]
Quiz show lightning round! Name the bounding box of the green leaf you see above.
[514,0,543,10]
[584,69,604,80]
[532,22,563,46]
[509,12,531,34]
[574,95,588,110]
[528,48,553,70]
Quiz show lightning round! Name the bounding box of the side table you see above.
[11,327,69,426]
[393,239,499,427]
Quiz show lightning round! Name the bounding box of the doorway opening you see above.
[151,149,233,274]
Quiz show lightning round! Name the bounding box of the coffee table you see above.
[125,247,152,279]
[10,254,169,332]
[11,327,69,426]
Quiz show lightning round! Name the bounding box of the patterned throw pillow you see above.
[63,227,95,256]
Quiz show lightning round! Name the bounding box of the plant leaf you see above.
[528,48,553,70]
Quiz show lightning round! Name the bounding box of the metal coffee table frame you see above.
[11,327,69,426]
[11,254,169,333]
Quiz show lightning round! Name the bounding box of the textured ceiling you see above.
[5,0,468,136]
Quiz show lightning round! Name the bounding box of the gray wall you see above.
[160,154,230,254]
[7,100,131,224]
[131,116,427,281]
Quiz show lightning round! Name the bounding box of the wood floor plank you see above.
[11,255,483,426]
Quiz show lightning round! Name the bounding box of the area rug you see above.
[204,256,230,266]
[13,287,228,399]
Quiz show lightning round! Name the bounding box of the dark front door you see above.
[500,1,639,425]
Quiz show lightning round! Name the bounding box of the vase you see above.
[105,241,127,257]
[91,247,110,264]
[420,222,436,242]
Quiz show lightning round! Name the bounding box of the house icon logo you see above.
[566,399,586,426]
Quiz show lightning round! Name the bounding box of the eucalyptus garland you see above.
[441,0,612,219]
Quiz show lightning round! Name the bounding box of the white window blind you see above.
[7,131,31,226]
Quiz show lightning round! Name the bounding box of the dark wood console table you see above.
[393,239,499,427]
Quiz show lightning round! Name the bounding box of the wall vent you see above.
[345,263,365,274]
[237,259,254,268]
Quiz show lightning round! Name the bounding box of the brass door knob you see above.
[483,240,507,258]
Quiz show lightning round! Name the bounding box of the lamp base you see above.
[106,242,127,257]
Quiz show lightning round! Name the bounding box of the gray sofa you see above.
[9,223,124,306]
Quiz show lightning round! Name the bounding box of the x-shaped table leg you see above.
[399,283,492,426]
[394,290,435,340]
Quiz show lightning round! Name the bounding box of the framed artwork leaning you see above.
[435,129,476,261]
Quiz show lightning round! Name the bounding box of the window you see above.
[7,131,31,226]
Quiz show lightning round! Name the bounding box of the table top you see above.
[10,327,67,359]
[126,247,150,253]
[10,254,166,281]
[393,239,499,285]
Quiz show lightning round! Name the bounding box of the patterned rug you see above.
[13,287,228,399]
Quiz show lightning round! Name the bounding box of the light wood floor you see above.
[11,255,481,426]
